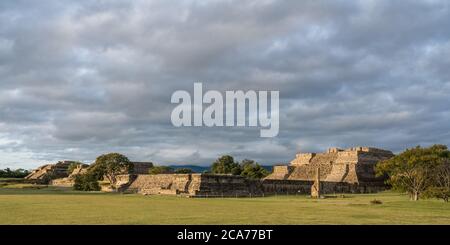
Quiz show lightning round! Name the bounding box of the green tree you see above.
[0,168,30,178]
[211,155,240,174]
[73,173,100,191]
[174,168,193,174]
[239,159,269,179]
[376,145,450,201]
[423,162,450,202]
[88,153,133,185]
[149,166,174,174]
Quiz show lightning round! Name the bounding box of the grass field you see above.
[1,181,449,224]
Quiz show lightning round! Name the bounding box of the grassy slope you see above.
[0,186,449,224]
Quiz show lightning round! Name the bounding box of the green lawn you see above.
[0,185,449,224]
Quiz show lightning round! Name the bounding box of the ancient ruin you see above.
[112,147,393,197]
[30,161,154,186]
[25,161,75,184]
[51,164,89,187]
[263,146,394,195]
[115,174,263,197]
[33,146,394,197]
[266,146,394,184]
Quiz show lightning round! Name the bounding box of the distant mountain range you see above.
[168,165,209,173]
[168,165,274,173]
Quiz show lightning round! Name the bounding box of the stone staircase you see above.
[287,153,336,181]
[324,163,350,182]
[264,165,292,180]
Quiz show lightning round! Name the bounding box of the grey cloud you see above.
[1,0,450,169]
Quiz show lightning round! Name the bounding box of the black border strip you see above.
[1,225,449,243]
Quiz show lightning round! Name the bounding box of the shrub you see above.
[423,187,450,202]
[73,174,100,191]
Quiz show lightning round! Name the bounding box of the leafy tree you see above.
[149,166,174,174]
[209,157,269,179]
[231,165,242,175]
[73,173,100,191]
[15,168,29,178]
[211,155,240,174]
[0,168,30,178]
[88,153,133,185]
[174,168,193,174]
[376,145,450,201]
[239,159,269,179]
[423,162,450,202]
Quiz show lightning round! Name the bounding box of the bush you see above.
[73,174,100,191]
[423,187,450,202]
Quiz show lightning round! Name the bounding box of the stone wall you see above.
[117,173,385,197]
[118,174,264,197]
[194,174,263,197]
[50,177,74,187]
[124,174,193,195]
[261,179,385,195]
[262,179,311,194]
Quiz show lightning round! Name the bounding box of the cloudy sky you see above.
[1,0,450,169]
